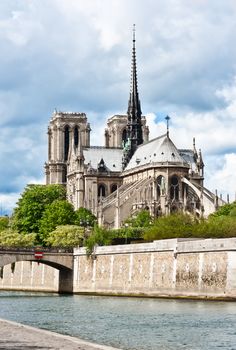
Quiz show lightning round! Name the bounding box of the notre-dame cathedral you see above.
[45,30,224,228]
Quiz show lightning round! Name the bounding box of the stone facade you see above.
[44,34,224,228]
[105,115,149,148]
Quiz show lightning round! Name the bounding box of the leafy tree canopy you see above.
[74,207,97,227]
[144,213,196,241]
[12,184,66,234]
[194,215,236,239]
[45,225,84,248]
[39,200,75,243]
[211,202,236,217]
[0,217,9,232]
[125,210,153,228]
[85,225,112,254]
[0,229,36,247]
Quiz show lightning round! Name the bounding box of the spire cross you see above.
[165,115,170,136]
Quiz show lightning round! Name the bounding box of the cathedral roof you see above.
[125,134,189,170]
[83,147,123,172]
[178,149,195,164]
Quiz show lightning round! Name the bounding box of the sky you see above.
[1,0,236,215]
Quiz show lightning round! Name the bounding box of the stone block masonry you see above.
[73,238,236,300]
[1,238,236,300]
[0,261,59,292]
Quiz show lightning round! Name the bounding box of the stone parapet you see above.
[74,238,236,256]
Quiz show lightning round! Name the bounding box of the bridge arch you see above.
[0,249,74,293]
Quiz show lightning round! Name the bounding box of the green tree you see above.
[85,225,112,254]
[12,184,66,234]
[144,213,196,241]
[0,229,36,247]
[39,200,75,243]
[74,207,97,227]
[0,217,9,232]
[45,225,84,248]
[125,210,153,228]
[211,202,236,217]
[194,215,236,238]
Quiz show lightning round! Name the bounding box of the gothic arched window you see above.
[98,184,106,198]
[170,175,179,201]
[157,175,165,197]
[64,126,70,161]
[111,184,118,193]
[74,126,79,147]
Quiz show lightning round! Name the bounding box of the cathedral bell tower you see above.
[45,111,90,185]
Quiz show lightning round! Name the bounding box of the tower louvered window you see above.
[64,126,70,161]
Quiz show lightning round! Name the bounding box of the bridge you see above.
[0,248,74,293]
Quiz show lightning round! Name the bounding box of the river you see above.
[0,291,235,350]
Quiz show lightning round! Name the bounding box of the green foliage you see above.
[45,225,84,248]
[0,229,36,247]
[229,208,236,217]
[144,213,196,241]
[74,207,96,227]
[211,202,236,217]
[0,217,9,232]
[144,212,236,241]
[12,184,66,234]
[85,226,145,255]
[85,225,112,254]
[110,227,144,240]
[125,210,153,228]
[194,216,236,238]
[39,200,75,243]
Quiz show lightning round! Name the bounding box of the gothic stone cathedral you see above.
[45,31,224,228]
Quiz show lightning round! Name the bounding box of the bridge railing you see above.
[0,247,73,253]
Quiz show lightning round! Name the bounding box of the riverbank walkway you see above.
[0,318,121,350]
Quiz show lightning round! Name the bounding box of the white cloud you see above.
[1,0,236,213]
[205,153,236,202]
[0,192,19,215]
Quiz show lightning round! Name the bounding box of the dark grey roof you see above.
[125,134,189,170]
[83,147,123,172]
[179,149,195,164]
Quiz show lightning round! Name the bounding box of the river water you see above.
[0,292,236,350]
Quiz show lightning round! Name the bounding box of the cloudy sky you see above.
[1,0,236,214]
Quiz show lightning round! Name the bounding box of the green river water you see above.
[0,291,235,350]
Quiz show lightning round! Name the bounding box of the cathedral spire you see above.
[126,24,143,152]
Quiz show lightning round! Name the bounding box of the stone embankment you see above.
[1,237,236,299]
[0,318,121,350]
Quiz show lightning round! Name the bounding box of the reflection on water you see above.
[0,291,236,350]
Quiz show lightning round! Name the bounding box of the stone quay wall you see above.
[73,238,236,299]
[1,238,236,299]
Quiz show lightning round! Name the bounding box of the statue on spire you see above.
[165,115,170,137]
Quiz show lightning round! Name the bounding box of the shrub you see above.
[0,217,9,232]
[45,225,84,248]
[143,213,196,241]
[0,229,36,247]
[211,202,236,217]
[125,210,153,228]
[85,225,112,255]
